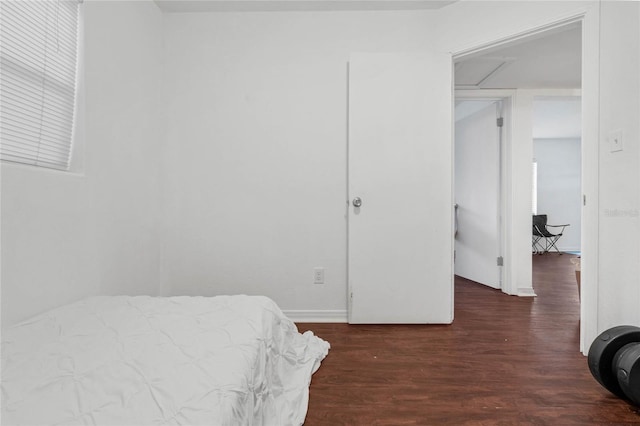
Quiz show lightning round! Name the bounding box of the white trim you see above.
[284,310,348,323]
[557,247,581,253]
[453,14,584,61]
[577,7,599,355]
[518,288,537,297]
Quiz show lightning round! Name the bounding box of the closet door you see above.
[348,52,453,324]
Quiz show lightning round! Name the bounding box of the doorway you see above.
[452,21,583,314]
[532,96,582,257]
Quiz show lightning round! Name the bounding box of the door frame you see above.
[449,12,598,354]
[454,93,512,293]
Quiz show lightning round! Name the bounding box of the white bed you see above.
[1,295,329,426]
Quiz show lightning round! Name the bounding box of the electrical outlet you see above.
[313,267,325,284]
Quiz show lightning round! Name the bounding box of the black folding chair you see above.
[532,214,569,254]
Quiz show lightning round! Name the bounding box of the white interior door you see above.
[454,101,502,289]
[348,52,453,324]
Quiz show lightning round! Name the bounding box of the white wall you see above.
[160,11,434,315]
[84,1,164,297]
[533,98,582,139]
[534,138,581,251]
[1,0,164,325]
[1,166,99,325]
[598,1,640,329]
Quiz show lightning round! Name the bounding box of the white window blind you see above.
[1,0,81,170]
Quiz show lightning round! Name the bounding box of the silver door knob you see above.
[353,197,362,207]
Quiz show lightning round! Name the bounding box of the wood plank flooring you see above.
[299,254,640,425]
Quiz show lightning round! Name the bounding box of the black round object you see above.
[613,342,640,405]
[588,325,640,398]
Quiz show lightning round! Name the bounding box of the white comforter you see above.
[1,295,329,426]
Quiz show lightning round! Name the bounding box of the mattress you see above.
[1,295,329,425]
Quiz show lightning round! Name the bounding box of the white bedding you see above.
[1,295,329,426]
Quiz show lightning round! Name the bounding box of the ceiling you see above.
[455,23,582,139]
[455,23,582,89]
[155,0,456,13]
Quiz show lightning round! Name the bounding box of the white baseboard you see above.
[284,310,348,323]
[518,287,537,297]
[558,246,581,253]
[532,248,580,254]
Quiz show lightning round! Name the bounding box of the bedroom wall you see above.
[534,138,581,252]
[84,1,163,297]
[1,0,164,326]
[597,1,640,329]
[160,11,434,316]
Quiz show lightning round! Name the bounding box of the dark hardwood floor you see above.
[299,254,640,425]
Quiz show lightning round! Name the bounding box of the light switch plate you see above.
[609,129,623,152]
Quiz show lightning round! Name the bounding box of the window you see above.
[1,0,81,170]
